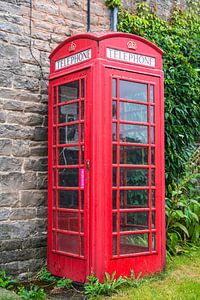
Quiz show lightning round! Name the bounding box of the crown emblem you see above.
[69,42,76,52]
[127,40,137,50]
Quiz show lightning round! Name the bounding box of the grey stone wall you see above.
[0,0,109,279]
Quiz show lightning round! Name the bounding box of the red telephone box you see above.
[48,32,165,283]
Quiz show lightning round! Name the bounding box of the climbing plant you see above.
[106,0,200,193]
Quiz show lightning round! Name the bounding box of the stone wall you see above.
[0,0,109,279]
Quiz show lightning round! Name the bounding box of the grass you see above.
[111,248,200,300]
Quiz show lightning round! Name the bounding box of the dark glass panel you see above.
[53,189,56,207]
[81,123,84,142]
[150,106,155,123]
[81,101,84,120]
[120,124,148,144]
[151,148,155,165]
[58,190,78,208]
[152,233,156,250]
[150,85,154,103]
[120,102,147,122]
[113,213,117,232]
[53,127,56,145]
[120,190,148,208]
[59,125,79,144]
[113,167,117,186]
[57,211,79,232]
[120,212,148,231]
[80,236,84,256]
[53,210,56,228]
[81,190,84,209]
[59,103,79,124]
[58,168,79,187]
[151,127,155,144]
[59,147,79,165]
[120,168,148,186]
[152,211,155,228]
[112,78,117,98]
[120,80,147,102]
[53,107,56,124]
[112,101,117,119]
[112,123,117,141]
[151,169,155,186]
[53,168,56,187]
[81,146,84,164]
[152,190,155,207]
[52,232,56,250]
[120,234,149,254]
[53,86,57,104]
[59,80,79,102]
[81,79,84,98]
[112,236,117,255]
[113,145,117,164]
[120,146,148,165]
[57,233,78,254]
[112,190,117,209]
[53,148,56,165]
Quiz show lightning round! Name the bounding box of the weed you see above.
[37,266,58,284]
[17,285,46,300]
[0,271,17,290]
[56,278,73,289]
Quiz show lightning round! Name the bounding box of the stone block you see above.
[33,127,48,141]
[36,207,48,218]
[7,112,43,126]
[0,157,22,172]
[0,172,37,190]
[13,75,40,92]
[12,140,30,157]
[37,173,48,190]
[9,208,36,220]
[3,100,24,111]
[0,139,12,155]
[22,236,47,249]
[0,192,19,207]
[24,157,48,172]
[20,190,47,207]
[0,239,22,251]
[0,124,34,139]
[24,102,47,114]
[0,208,11,221]
[0,71,13,88]
[0,88,41,103]
[0,111,6,123]
[0,249,36,264]
[30,146,47,156]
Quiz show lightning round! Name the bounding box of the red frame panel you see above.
[48,32,165,282]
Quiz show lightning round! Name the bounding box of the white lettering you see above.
[106,48,156,67]
[55,49,92,70]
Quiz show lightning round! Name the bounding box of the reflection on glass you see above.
[152,233,156,250]
[59,190,78,208]
[81,79,84,98]
[120,80,147,102]
[151,169,155,186]
[112,79,117,98]
[81,190,84,209]
[120,190,148,208]
[81,123,84,142]
[58,233,78,254]
[120,234,149,254]
[120,212,148,231]
[81,101,84,120]
[112,123,117,141]
[152,211,155,228]
[150,85,154,102]
[59,125,78,144]
[81,146,84,164]
[120,146,148,165]
[112,190,117,209]
[59,147,79,165]
[59,103,79,124]
[113,145,117,164]
[120,102,147,122]
[151,127,155,144]
[112,236,117,255]
[151,148,155,164]
[57,211,79,232]
[113,168,117,186]
[120,168,148,186]
[113,213,117,232]
[120,124,148,144]
[150,106,155,123]
[59,168,79,187]
[59,80,79,102]
[152,190,155,207]
[112,101,117,119]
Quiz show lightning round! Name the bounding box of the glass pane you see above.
[81,123,84,142]
[120,146,148,165]
[53,86,57,104]
[59,147,79,165]
[120,102,147,122]
[152,190,155,207]
[151,169,155,186]
[52,232,56,250]
[113,167,117,186]
[113,145,117,164]
[112,101,117,119]
[53,148,56,165]
[58,190,78,208]
[80,236,84,256]
[151,148,155,164]
[120,80,147,102]
[53,189,56,207]
[120,124,148,144]
[57,233,78,254]
[59,103,79,124]
[120,190,148,208]
[53,107,56,124]
[120,168,148,186]
[152,233,156,250]
[53,127,56,145]
[112,79,117,98]
[81,101,84,120]
[53,168,56,187]
[57,211,79,232]
[112,235,117,255]
[59,80,79,102]
[120,212,148,231]
[120,234,149,254]
[53,210,56,228]
[81,190,84,209]
[59,168,79,187]
[152,211,155,228]
[81,146,84,164]
[112,190,117,209]
[113,213,117,232]
[59,125,79,144]
[81,79,84,98]
[81,213,84,233]
[151,127,155,144]
[150,85,154,103]
[150,106,155,123]
[112,123,117,141]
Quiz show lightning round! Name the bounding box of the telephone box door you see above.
[48,69,91,282]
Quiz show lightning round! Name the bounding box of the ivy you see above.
[116,1,200,193]
[105,0,121,9]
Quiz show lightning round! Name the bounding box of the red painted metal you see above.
[48,32,165,283]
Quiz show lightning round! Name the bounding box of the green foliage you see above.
[117,1,200,192]
[105,0,121,9]
[17,286,46,300]
[0,271,17,290]
[166,147,200,254]
[37,267,58,284]
[56,278,73,289]
[84,271,141,298]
